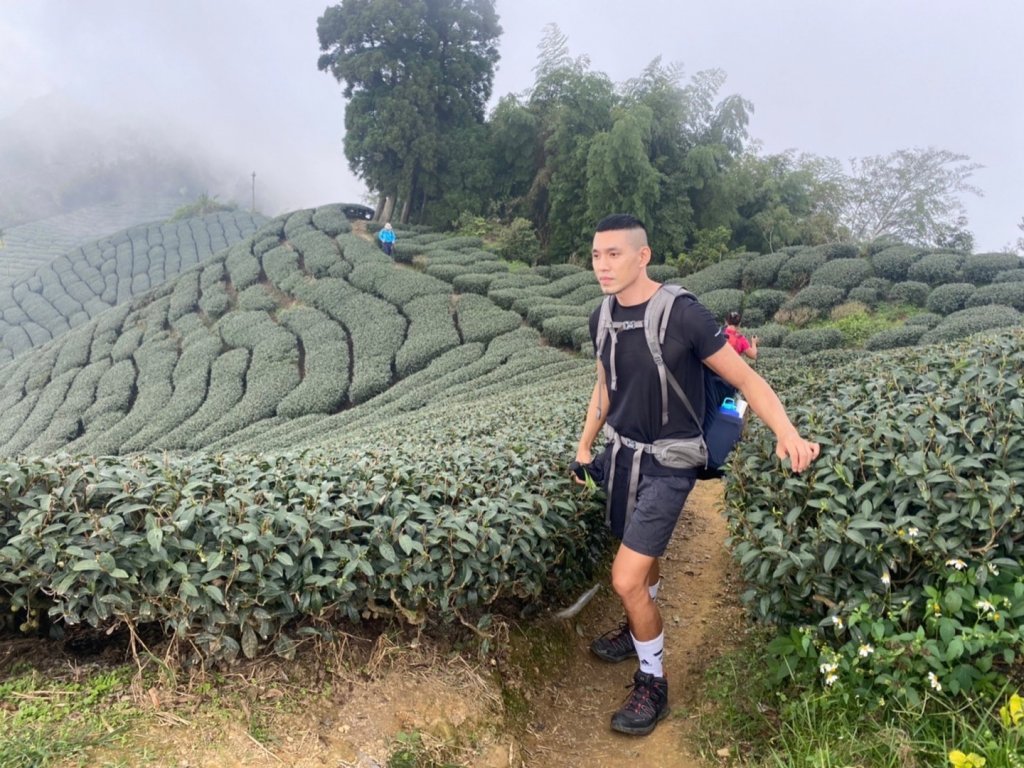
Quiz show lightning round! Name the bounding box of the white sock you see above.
[631,632,665,678]
[648,579,661,601]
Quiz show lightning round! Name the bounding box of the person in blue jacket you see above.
[378,222,396,255]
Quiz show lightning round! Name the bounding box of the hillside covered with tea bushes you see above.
[0,207,569,456]
[0,210,266,365]
[683,243,1024,354]
[1,210,1022,699]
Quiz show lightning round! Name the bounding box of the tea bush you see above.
[781,327,844,354]
[871,245,925,282]
[888,281,930,307]
[963,253,1022,285]
[926,283,976,315]
[776,248,828,291]
[0,434,605,663]
[784,285,846,314]
[904,311,942,328]
[995,269,1024,283]
[742,253,791,291]
[679,259,744,295]
[745,322,789,347]
[863,325,926,350]
[0,212,264,365]
[453,294,522,344]
[809,258,874,292]
[727,328,1024,701]
[541,315,587,347]
[907,252,965,286]
[647,265,678,282]
[966,283,1024,312]
[847,286,881,307]
[310,204,352,238]
[699,289,745,322]
[919,305,1022,345]
[452,273,497,295]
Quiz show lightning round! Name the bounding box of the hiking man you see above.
[574,213,819,736]
[378,222,396,255]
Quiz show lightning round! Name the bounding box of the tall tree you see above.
[585,106,662,235]
[839,147,981,247]
[317,0,501,223]
[524,24,615,258]
[723,149,846,252]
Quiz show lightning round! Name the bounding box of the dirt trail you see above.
[520,478,745,768]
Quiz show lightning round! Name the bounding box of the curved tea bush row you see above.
[225,327,584,453]
[725,328,1024,699]
[0,208,537,457]
[0,211,266,364]
[0,367,604,663]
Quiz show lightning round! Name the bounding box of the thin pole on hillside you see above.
[251,172,256,213]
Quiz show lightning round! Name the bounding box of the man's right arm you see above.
[575,361,608,465]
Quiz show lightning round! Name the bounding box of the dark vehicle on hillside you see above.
[342,204,374,221]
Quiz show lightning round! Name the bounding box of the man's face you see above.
[591,228,650,296]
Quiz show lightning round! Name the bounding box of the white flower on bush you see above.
[880,571,891,587]
[928,672,942,692]
[832,615,844,630]
[858,644,875,658]
[907,527,920,538]
[946,558,967,571]
[975,599,996,616]
[987,562,1000,576]
[819,659,839,686]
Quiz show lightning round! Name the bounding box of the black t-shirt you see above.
[589,291,727,475]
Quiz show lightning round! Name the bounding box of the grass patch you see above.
[0,663,141,768]
[693,629,1024,767]
[807,300,927,348]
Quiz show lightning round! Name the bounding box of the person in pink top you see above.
[724,311,758,361]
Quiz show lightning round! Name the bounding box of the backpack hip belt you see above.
[601,422,707,527]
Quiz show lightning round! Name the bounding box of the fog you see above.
[2,0,1021,250]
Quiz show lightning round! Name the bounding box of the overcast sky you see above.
[2,1,1021,250]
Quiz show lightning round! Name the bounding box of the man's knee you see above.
[611,568,649,605]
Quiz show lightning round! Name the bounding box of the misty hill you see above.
[0,94,226,230]
[0,211,266,365]
[0,197,192,283]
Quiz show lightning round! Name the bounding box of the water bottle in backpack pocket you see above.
[704,397,745,469]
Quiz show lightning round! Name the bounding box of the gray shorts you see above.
[610,473,695,558]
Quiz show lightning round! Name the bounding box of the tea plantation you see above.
[0,211,1021,705]
[0,210,266,365]
[0,196,189,284]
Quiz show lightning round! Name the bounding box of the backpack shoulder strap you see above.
[594,295,615,359]
[643,284,701,429]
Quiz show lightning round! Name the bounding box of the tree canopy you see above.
[317,0,502,224]
[839,147,981,250]
[317,10,985,262]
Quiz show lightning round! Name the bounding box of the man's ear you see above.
[639,245,652,266]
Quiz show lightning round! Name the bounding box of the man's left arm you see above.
[703,346,819,473]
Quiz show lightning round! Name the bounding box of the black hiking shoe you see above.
[590,621,637,663]
[610,670,670,736]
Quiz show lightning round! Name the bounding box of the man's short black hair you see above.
[595,213,648,235]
